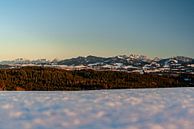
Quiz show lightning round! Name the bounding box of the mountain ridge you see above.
[0,54,193,74]
[0,54,193,66]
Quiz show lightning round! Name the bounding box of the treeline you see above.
[0,66,193,91]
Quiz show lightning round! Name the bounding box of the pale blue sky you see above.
[0,0,193,60]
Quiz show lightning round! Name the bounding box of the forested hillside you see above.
[0,67,193,91]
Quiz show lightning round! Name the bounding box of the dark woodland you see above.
[0,67,193,91]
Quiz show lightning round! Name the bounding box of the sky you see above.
[0,0,194,60]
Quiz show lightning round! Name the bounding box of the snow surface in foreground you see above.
[0,88,194,129]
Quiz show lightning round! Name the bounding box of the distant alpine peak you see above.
[14,58,29,61]
[172,56,193,62]
[152,57,162,62]
[126,54,152,63]
[129,54,144,58]
[111,54,150,60]
[115,55,127,59]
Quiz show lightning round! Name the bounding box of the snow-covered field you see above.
[0,88,194,129]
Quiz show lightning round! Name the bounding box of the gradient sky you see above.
[0,0,194,60]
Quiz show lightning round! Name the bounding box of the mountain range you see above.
[0,54,193,72]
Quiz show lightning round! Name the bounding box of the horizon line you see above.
[0,54,193,62]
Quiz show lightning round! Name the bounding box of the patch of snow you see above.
[102,64,113,68]
[114,63,123,67]
[88,63,102,66]
[123,65,138,69]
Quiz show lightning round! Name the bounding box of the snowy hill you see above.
[58,54,153,67]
